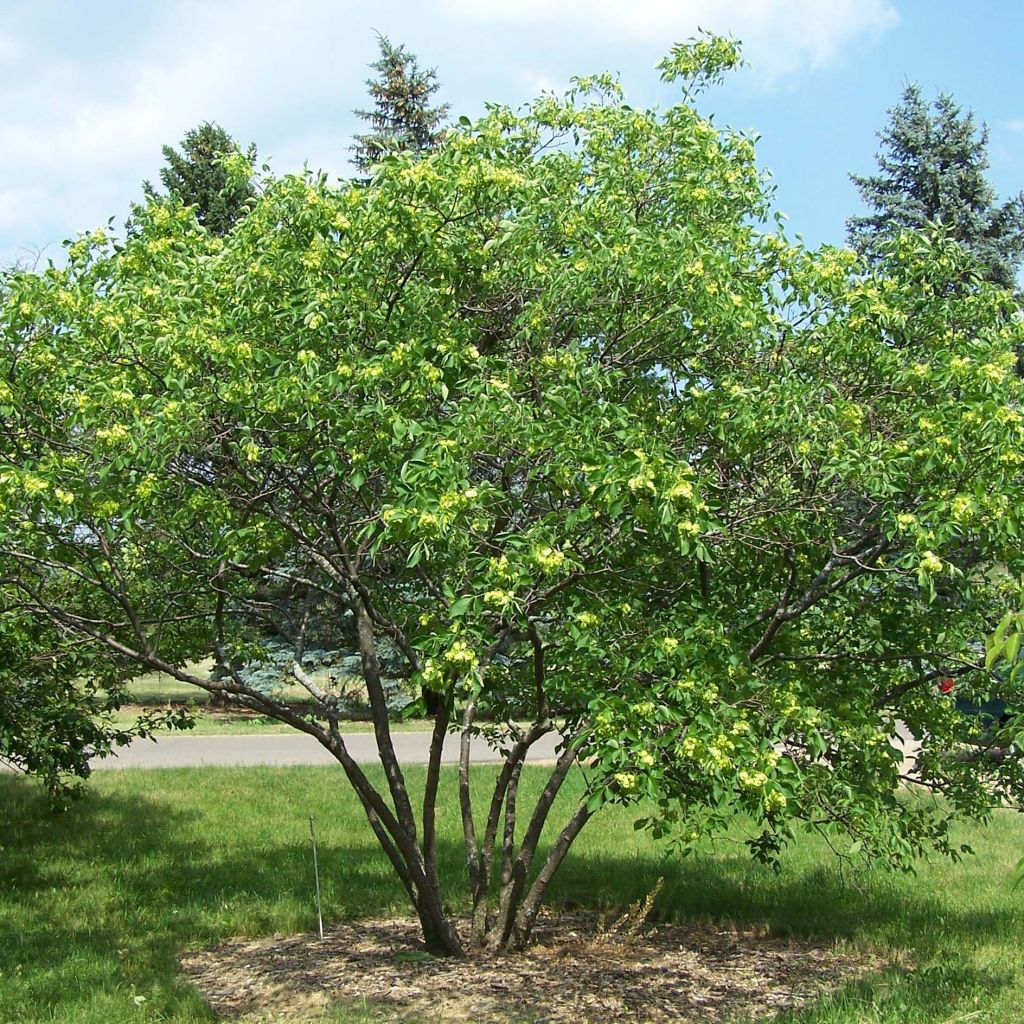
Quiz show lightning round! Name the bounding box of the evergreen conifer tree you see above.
[351,36,450,175]
[848,85,1024,289]
[146,122,256,236]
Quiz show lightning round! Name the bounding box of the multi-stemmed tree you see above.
[2,38,1023,954]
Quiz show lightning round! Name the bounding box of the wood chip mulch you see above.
[179,913,887,1023]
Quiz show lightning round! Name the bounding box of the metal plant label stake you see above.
[310,816,324,940]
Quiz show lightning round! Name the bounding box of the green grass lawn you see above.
[1,767,1022,1024]
[125,665,317,706]
[108,708,437,737]
[118,668,435,736]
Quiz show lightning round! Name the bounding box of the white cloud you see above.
[0,185,46,236]
[440,0,899,84]
[0,0,364,262]
[0,0,901,263]
[517,68,565,96]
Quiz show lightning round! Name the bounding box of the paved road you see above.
[93,730,922,772]
[91,730,563,769]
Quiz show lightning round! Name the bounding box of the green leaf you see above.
[992,612,1014,650]
[1005,632,1021,666]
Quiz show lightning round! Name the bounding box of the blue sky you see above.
[1,1,1022,266]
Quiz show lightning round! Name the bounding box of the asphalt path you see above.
[90,730,564,770]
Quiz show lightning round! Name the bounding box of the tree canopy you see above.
[848,84,1024,289]
[145,121,257,236]
[351,35,450,174]
[2,37,1023,954]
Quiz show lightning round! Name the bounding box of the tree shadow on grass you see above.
[1,774,1019,1023]
[548,847,1021,1022]
[0,775,412,1022]
[552,850,1023,948]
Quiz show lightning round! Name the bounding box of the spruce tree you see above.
[351,36,450,175]
[146,122,256,236]
[848,85,1024,288]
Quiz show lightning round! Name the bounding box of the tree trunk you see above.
[348,596,465,956]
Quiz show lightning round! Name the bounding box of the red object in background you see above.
[939,677,956,694]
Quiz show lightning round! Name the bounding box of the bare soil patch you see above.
[180,913,887,1023]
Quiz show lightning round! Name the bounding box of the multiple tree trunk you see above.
[89,577,591,957]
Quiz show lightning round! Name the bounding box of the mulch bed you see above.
[180,912,887,1023]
